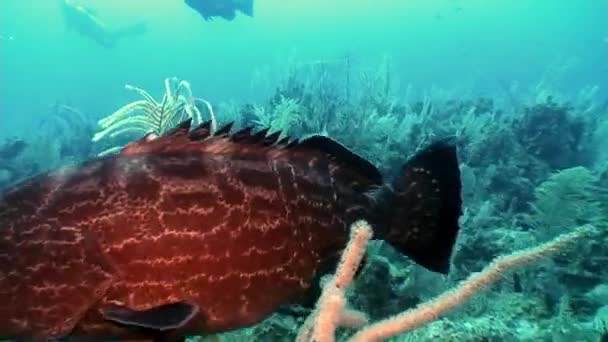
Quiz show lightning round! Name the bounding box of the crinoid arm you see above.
[92,77,216,156]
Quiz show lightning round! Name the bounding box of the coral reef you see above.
[3,57,606,341]
[194,60,607,341]
[0,103,96,189]
[514,99,590,170]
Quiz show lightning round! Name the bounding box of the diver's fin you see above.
[100,302,199,331]
[239,0,254,17]
[382,140,462,274]
[112,21,148,40]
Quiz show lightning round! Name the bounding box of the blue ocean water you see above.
[1,0,606,130]
[0,0,607,341]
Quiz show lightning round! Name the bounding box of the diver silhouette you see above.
[59,0,147,48]
[185,0,254,21]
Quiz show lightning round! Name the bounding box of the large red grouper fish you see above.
[0,119,462,341]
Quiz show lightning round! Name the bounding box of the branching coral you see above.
[92,77,216,155]
[45,103,96,160]
[527,166,605,238]
[514,99,589,169]
[252,95,303,138]
[297,221,593,342]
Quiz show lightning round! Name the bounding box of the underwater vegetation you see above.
[0,56,607,342]
[192,61,607,342]
[92,77,216,156]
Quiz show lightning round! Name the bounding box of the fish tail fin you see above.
[379,140,462,274]
[239,0,254,17]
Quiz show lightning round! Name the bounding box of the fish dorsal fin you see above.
[119,121,295,156]
[295,135,382,185]
[189,120,214,140]
[164,118,192,136]
[214,122,234,137]
[231,126,254,142]
[119,121,382,187]
[263,130,281,145]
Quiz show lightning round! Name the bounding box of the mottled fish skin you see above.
[0,121,386,340]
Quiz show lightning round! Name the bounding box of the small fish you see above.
[185,0,254,21]
[0,120,462,341]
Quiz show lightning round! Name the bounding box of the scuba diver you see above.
[59,0,147,48]
[185,0,254,21]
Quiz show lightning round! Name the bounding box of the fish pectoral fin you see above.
[101,301,199,331]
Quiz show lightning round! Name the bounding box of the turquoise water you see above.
[1,1,607,341]
[1,0,606,130]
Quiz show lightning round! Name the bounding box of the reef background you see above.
[1,0,608,341]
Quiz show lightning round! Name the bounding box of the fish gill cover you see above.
[0,0,607,341]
